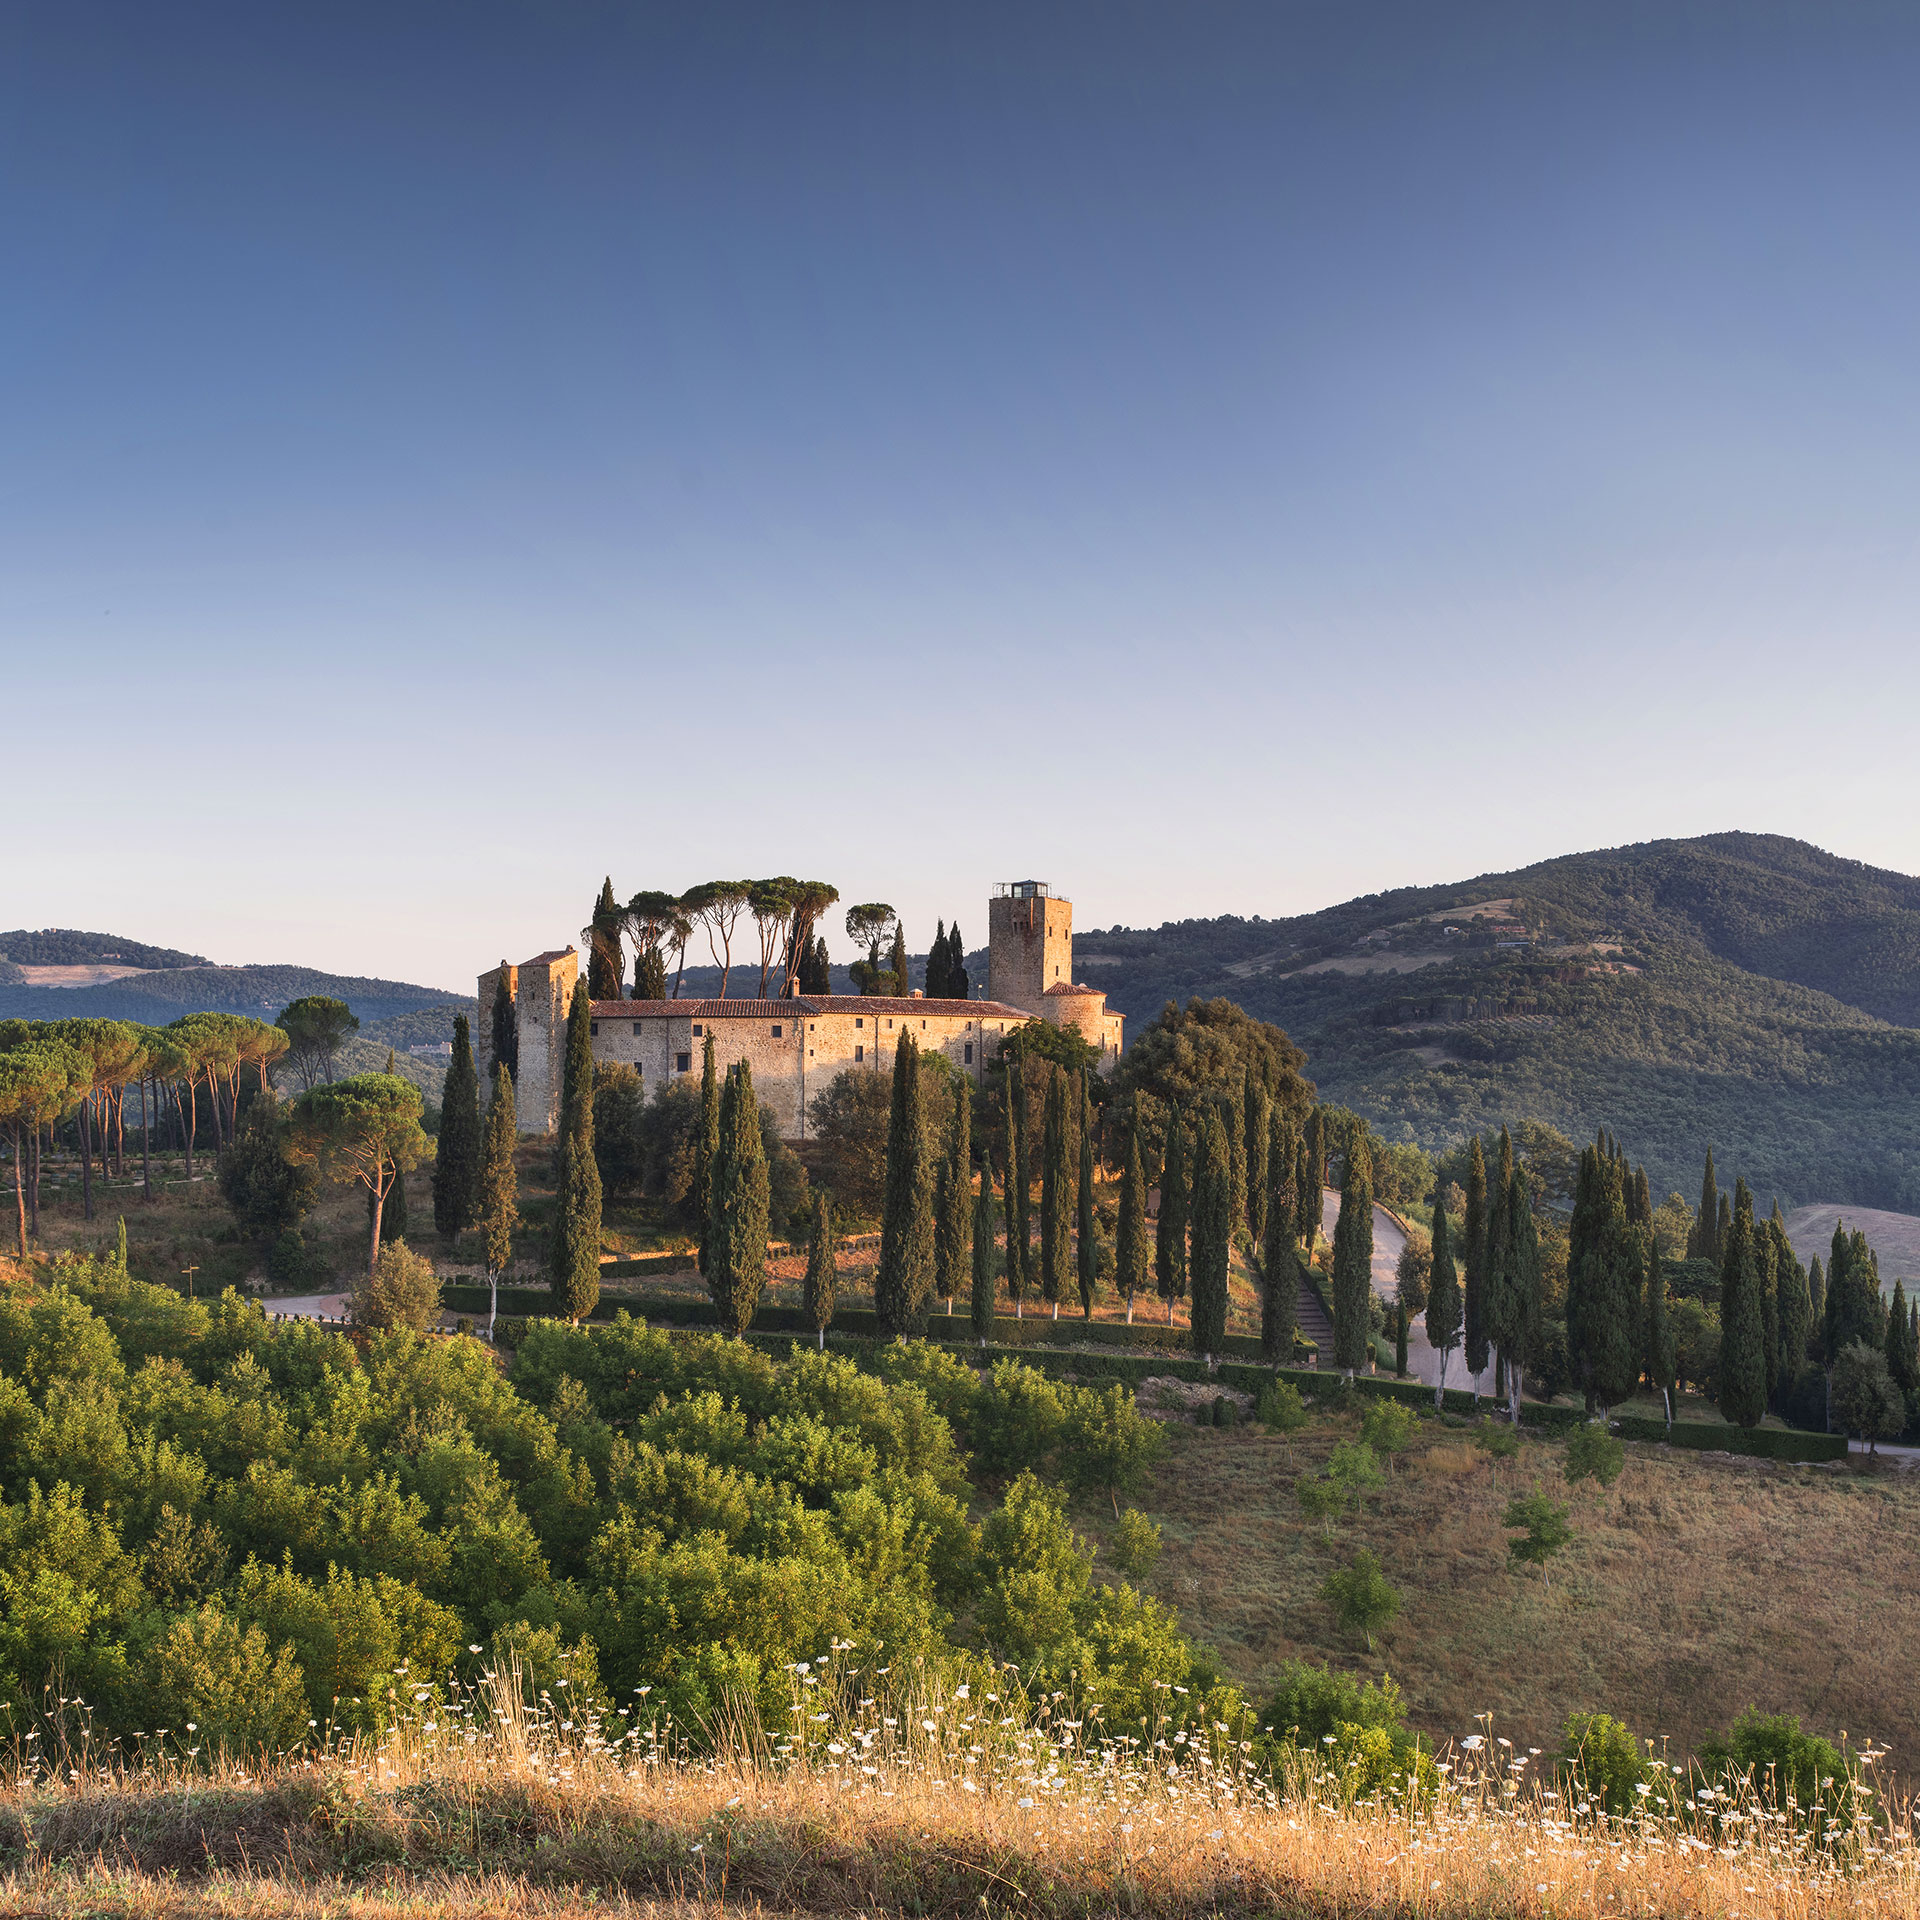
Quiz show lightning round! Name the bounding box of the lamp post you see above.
[181,1264,199,1301]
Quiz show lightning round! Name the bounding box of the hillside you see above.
[1078,834,1920,1210]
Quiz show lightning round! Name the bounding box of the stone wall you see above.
[988,891,1075,1014]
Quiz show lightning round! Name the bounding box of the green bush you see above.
[1107,1507,1162,1580]
[1698,1708,1846,1810]
[1256,1379,1309,1436]
[1257,1660,1433,1801]
[1564,1422,1626,1488]
[1558,1710,1645,1815]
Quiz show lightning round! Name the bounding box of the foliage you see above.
[1503,1488,1573,1586]
[807,1056,950,1220]
[875,1035,936,1335]
[275,996,359,1092]
[351,1242,442,1334]
[803,1191,837,1341]
[1357,1398,1417,1470]
[1319,1548,1400,1652]
[1256,1379,1309,1437]
[1188,1107,1231,1356]
[478,1066,518,1285]
[590,1064,646,1199]
[1563,1421,1625,1489]
[217,1091,315,1241]
[1697,1708,1846,1811]
[548,983,601,1323]
[285,1073,428,1274]
[433,1015,483,1237]
[1558,1711,1646,1816]
[1330,1128,1374,1372]
[704,1064,770,1336]
[1829,1341,1905,1449]
[1107,1506,1162,1580]
[1257,1660,1432,1800]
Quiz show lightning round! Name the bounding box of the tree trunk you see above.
[488,1268,498,1342]
[140,1077,152,1202]
[29,1127,40,1237]
[80,1096,95,1221]
[1508,1359,1524,1424]
[183,1078,197,1182]
[12,1124,25,1257]
[368,1165,387,1275]
[1435,1345,1449,1413]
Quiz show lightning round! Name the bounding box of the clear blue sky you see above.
[7,3,1920,991]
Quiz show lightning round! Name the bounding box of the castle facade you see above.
[477,881,1123,1139]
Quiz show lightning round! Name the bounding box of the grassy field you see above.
[1100,1408,1920,1769]
[2,1651,1910,1919]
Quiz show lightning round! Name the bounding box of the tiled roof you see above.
[589,994,1036,1022]
[805,995,1035,1020]
[522,949,575,968]
[1045,981,1104,997]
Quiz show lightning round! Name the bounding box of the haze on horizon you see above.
[6,3,1920,993]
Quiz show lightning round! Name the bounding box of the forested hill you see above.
[1076,834,1920,1212]
[0,957,468,1028]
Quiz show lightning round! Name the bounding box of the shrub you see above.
[1257,1660,1434,1802]
[351,1242,441,1334]
[1210,1393,1238,1429]
[1256,1379,1309,1437]
[1108,1507,1162,1580]
[1698,1708,1846,1811]
[1059,1381,1168,1507]
[1504,1488,1573,1588]
[1359,1398,1418,1470]
[1564,1422,1625,1489]
[1558,1710,1645,1815]
[140,1603,310,1760]
[1320,1548,1400,1652]
[971,1360,1067,1477]
[266,1229,309,1289]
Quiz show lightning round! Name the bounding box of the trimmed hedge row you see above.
[442,1286,1315,1361]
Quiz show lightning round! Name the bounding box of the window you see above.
[692,1022,703,1036]
[855,1017,863,1029]
[771,1024,782,1038]
[855,1044,864,1062]
[808,1048,814,1058]
[964,1043,973,1064]
[887,1018,894,1029]
[676,1052,691,1073]
[589,1021,599,1036]
[921,1019,926,1029]
[632,1021,643,1036]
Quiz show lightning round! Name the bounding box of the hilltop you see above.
[1076,833,1920,1209]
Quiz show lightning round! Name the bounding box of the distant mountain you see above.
[0,948,468,1030]
[1074,834,1920,1212]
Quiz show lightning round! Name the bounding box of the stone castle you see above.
[477,881,1123,1138]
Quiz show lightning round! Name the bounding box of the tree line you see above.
[579,878,970,1002]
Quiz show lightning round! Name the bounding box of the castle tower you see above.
[476,946,577,1135]
[987,881,1074,1015]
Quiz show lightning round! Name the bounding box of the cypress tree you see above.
[588,877,624,1000]
[1718,1180,1767,1427]
[1001,1069,1025,1315]
[1775,1220,1812,1382]
[888,921,909,997]
[433,1014,482,1240]
[935,1079,971,1311]
[490,974,519,1079]
[1463,1136,1490,1387]
[705,1063,770,1335]
[1117,1127,1149,1326]
[1299,1107,1327,1248]
[1886,1279,1917,1394]
[803,1188,837,1349]
[1077,1072,1097,1318]
[693,1034,719,1273]
[1828,1225,1886,1359]
[549,980,602,1323]
[1040,1067,1069,1318]
[1244,1071,1271,1250]
[1689,1148,1720,1262]
[634,942,668,1001]
[1269,1108,1298,1252]
[1716,1191,1732,1257]
[1258,1144,1300,1364]
[1568,1142,1639,1412]
[477,1064,517,1337]
[875,1032,935,1335]
[947,924,970,1002]
[1643,1227,1675,1422]
[1294,1139,1312,1247]
[1330,1127,1375,1374]
[928,919,949,1000]
[1394,1301,1409,1377]
[1012,1061,1032,1313]
[1155,1107,1188,1322]
[1189,1106,1232,1358]
[970,1181,996,1345]
[1631,1165,1653,1228]
[1808,1254,1826,1356]
[1482,1130,1515,1388]
[1425,1200,1461,1408]
[1504,1161,1541,1419]
[1757,1205,1781,1404]
[1225,1093,1248,1251]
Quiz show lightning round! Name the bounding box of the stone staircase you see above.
[1295,1278,1335,1352]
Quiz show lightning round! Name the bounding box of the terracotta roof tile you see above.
[589,994,1035,1022]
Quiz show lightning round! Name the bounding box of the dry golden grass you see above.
[4,1653,1914,1919]
[1106,1417,1920,1772]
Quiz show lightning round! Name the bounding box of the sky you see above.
[6,2,1920,991]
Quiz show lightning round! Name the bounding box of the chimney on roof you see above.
[910,988,924,999]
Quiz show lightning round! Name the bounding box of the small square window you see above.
[632,1021,643,1035]
[855,1044,864,1062]
[589,1021,599,1036]
[692,1022,703,1036]
[771,1024,782,1038]
[676,1052,691,1073]
[855,1017,863,1029]
[808,1048,814,1058]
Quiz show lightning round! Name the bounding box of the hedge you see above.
[443,1286,1315,1361]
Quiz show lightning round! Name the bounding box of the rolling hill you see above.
[1074,833,1920,1211]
